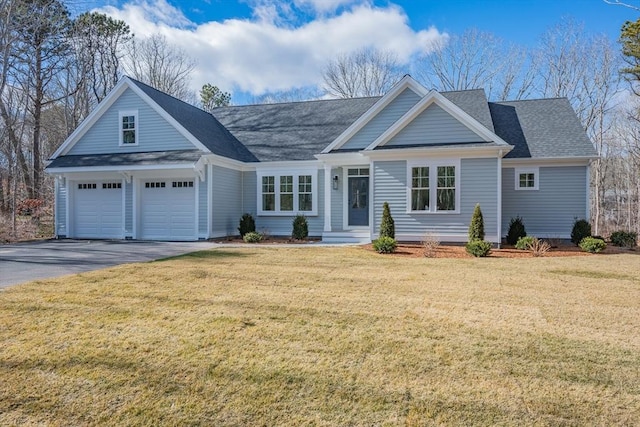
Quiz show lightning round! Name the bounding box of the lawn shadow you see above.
[156,249,251,262]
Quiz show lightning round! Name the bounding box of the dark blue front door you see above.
[348,176,369,226]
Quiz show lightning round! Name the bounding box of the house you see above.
[45,75,597,243]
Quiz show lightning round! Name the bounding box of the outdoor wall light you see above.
[332,174,339,190]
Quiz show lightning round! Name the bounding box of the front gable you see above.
[67,88,197,155]
[321,75,427,153]
[384,103,485,148]
[366,90,511,151]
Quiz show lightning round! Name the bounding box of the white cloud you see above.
[99,0,446,97]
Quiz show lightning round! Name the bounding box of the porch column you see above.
[324,164,332,232]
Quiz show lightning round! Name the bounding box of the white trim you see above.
[207,164,213,238]
[118,110,139,146]
[121,177,126,237]
[46,163,200,174]
[369,159,374,239]
[132,177,138,239]
[406,158,461,214]
[497,151,503,248]
[586,162,591,220]
[323,164,332,232]
[315,152,368,166]
[514,167,539,191]
[321,75,428,153]
[195,178,201,239]
[502,157,594,167]
[364,145,510,161]
[256,169,318,216]
[365,90,511,151]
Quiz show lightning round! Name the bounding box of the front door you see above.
[348,176,369,226]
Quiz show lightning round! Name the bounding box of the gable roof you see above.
[128,79,258,162]
[489,98,596,159]
[47,150,204,170]
[211,97,379,162]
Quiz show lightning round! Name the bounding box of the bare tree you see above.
[125,34,196,102]
[323,47,402,98]
[251,86,325,104]
[416,29,534,101]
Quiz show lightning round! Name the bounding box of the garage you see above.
[72,181,123,239]
[140,179,196,240]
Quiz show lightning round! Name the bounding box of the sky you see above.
[77,0,638,103]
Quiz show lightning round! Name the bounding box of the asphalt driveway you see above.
[0,239,219,289]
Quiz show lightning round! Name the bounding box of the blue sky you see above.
[88,0,637,101]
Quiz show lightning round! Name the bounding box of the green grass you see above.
[1,247,639,425]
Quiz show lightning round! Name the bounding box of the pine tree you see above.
[468,204,485,241]
[379,202,395,239]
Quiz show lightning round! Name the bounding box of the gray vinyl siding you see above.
[198,168,208,236]
[211,165,243,237]
[373,158,499,241]
[385,104,484,147]
[247,170,325,237]
[341,88,421,150]
[242,171,257,216]
[502,166,587,238]
[124,181,133,236]
[68,88,195,155]
[331,167,344,230]
[55,180,67,236]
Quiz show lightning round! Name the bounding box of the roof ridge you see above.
[490,96,570,104]
[215,95,381,109]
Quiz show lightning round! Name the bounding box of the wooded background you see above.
[1,0,638,242]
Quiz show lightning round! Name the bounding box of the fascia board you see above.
[364,145,513,161]
[320,76,428,154]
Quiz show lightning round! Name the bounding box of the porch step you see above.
[322,230,371,244]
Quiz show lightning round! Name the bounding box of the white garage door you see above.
[73,181,123,239]
[140,179,196,241]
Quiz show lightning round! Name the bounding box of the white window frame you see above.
[257,170,318,216]
[515,167,539,191]
[119,110,139,146]
[406,159,460,214]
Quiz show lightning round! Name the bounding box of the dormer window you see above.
[119,110,138,145]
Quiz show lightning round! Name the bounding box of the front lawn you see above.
[1,247,638,425]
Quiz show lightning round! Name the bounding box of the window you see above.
[298,175,312,211]
[280,176,293,211]
[258,171,317,215]
[102,182,122,189]
[437,166,456,211]
[515,167,539,190]
[411,167,429,211]
[172,181,194,188]
[78,183,97,190]
[407,160,459,213]
[262,176,275,211]
[145,182,165,188]
[119,110,138,145]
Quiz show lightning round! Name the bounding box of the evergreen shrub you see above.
[238,213,256,237]
[570,219,591,246]
[292,214,309,240]
[373,236,397,254]
[468,204,485,241]
[506,216,526,245]
[579,237,606,253]
[379,202,395,239]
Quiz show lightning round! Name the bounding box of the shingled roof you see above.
[211,97,380,161]
[129,78,258,163]
[489,98,596,159]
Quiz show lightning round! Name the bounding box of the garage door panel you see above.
[73,182,123,239]
[140,180,196,241]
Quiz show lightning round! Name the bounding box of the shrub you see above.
[243,231,263,243]
[422,233,440,258]
[372,236,397,254]
[570,219,591,246]
[579,237,606,253]
[379,202,395,239]
[468,204,485,241]
[506,216,526,245]
[292,214,308,240]
[529,238,551,257]
[465,240,492,257]
[515,236,535,250]
[610,231,637,248]
[238,213,256,237]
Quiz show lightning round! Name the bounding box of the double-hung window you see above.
[119,110,138,145]
[408,160,459,213]
[515,167,539,190]
[258,171,317,215]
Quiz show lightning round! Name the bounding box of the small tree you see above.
[292,214,308,240]
[468,204,485,241]
[379,202,395,239]
[238,213,255,237]
[506,216,526,245]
